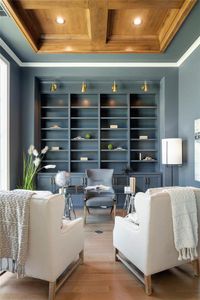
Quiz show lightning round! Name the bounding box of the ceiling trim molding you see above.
[0,38,22,66]
[0,35,200,68]
[177,35,200,66]
[22,62,177,68]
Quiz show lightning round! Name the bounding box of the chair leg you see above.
[114,248,119,261]
[84,204,87,224]
[192,259,200,276]
[113,202,116,218]
[79,250,84,264]
[49,281,56,300]
[144,275,152,296]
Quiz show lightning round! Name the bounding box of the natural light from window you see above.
[0,55,10,190]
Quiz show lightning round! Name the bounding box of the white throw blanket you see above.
[165,187,198,261]
[0,190,34,277]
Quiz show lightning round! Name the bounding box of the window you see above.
[0,55,10,190]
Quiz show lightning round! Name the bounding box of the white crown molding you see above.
[0,36,200,68]
[0,38,22,66]
[22,61,177,68]
[177,35,200,66]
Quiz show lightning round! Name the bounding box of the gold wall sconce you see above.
[81,81,87,93]
[50,83,57,92]
[112,81,117,93]
[141,81,148,92]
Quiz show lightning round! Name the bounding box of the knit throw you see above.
[0,190,34,277]
[165,187,198,261]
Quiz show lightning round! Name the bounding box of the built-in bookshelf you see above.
[130,94,158,172]
[40,94,69,172]
[39,84,159,175]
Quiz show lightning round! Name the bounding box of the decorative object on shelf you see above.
[195,119,200,181]
[108,143,114,150]
[51,146,60,151]
[80,157,88,161]
[81,81,87,93]
[110,124,118,129]
[112,81,117,93]
[141,81,148,92]
[114,146,126,151]
[162,138,182,185]
[85,133,91,139]
[50,124,61,129]
[143,156,154,161]
[72,136,85,140]
[139,153,142,160]
[50,83,57,92]
[20,145,56,190]
[139,135,148,140]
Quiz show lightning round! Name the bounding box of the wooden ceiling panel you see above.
[2,0,197,53]
[28,9,89,36]
[108,9,169,38]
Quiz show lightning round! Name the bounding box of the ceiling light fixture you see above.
[81,81,87,93]
[50,83,57,92]
[133,17,142,26]
[56,16,65,24]
[112,81,117,93]
[141,81,148,92]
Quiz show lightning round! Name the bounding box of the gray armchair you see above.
[84,169,116,224]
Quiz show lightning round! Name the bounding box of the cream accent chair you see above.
[2,192,84,300]
[113,187,200,295]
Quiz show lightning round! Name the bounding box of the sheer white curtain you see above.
[0,55,10,190]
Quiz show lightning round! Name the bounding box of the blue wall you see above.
[20,67,179,185]
[179,45,200,187]
[0,47,21,188]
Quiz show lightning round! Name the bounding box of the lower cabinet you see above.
[37,172,162,207]
[132,173,162,193]
[37,173,55,192]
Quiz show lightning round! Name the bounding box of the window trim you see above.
[0,54,10,190]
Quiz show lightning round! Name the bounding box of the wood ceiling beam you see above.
[107,0,184,9]
[12,0,89,10]
[88,0,108,45]
[159,0,197,51]
[2,0,38,51]
[13,0,185,10]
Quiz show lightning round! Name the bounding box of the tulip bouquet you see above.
[21,145,56,190]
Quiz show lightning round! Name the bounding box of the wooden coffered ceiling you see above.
[2,0,197,53]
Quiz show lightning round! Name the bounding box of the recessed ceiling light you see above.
[56,16,65,24]
[133,17,142,26]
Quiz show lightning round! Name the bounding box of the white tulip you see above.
[41,146,48,154]
[33,157,41,167]
[44,165,56,169]
[28,145,35,155]
[33,149,39,157]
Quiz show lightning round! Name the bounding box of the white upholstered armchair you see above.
[113,188,200,295]
[1,192,84,300]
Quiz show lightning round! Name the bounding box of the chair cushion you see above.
[86,196,114,207]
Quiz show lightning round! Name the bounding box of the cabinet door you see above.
[37,174,54,192]
[145,175,162,190]
[134,175,145,193]
[70,173,85,186]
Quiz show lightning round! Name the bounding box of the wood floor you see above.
[0,209,200,300]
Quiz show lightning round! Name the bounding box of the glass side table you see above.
[123,187,135,215]
[58,187,76,220]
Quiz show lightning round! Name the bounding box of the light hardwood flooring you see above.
[0,209,200,300]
